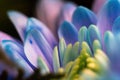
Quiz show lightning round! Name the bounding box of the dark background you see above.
[0,0,94,39]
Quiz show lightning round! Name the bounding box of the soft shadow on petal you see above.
[26,18,57,49]
[97,0,120,36]
[7,11,28,41]
[58,21,78,44]
[72,6,97,30]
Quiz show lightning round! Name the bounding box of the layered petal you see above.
[26,18,57,49]
[25,28,53,71]
[97,0,120,36]
[72,6,97,30]
[1,40,33,75]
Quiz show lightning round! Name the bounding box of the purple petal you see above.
[58,21,78,44]
[97,0,120,36]
[24,30,52,71]
[72,6,97,30]
[36,0,63,35]
[92,0,106,13]
[26,18,57,49]
[25,28,53,71]
[7,11,28,41]
[0,31,14,42]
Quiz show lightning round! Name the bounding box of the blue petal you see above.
[25,28,53,71]
[72,6,97,30]
[7,11,27,41]
[58,21,78,44]
[112,16,120,36]
[97,0,120,36]
[26,18,57,49]
[1,40,33,75]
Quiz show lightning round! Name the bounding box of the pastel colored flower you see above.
[0,0,120,80]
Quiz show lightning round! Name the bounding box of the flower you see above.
[0,0,120,80]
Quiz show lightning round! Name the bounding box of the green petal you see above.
[63,44,72,67]
[93,40,101,53]
[53,46,60,73]
[78,26,88,43]
[59,38,66,66]
[37,57,50,74]
[71,41,80,60]
[87,25,101,47]
[82,42,92,56]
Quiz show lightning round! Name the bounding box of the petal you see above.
[53,46,60,73]
[7,11,27,41]
[36,0,63,35]
[87,25,101,47]
[112,16,120,36]
[59,38,66,67]
[92,0,106,13]
[37,57,50,74]
[97,0,120,36]
[104,31,120,74]
[58,21,78,44]
[25,28,53,71]
[92,40,102,53]
[26,18,57,49]
[72,6,97,30]
[78,26,88,43]
[81,42,92,56]
[0,31,14,42]
[24,32,50,70]
[63,44,72,67]
[58,2,76,25]
[1,40,33,75]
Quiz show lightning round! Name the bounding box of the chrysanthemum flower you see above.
[0,0,120,80]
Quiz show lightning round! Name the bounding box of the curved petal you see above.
[26,18,57,49]
[1,40,33,75]
[97,0,120,36]
[24,29,52,71]
[7,11,28,41]
[87,25,101,48]
[25,28,53,71]
[58,21,78,44]
[72,6,97,30]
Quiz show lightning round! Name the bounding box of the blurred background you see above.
[0,0,94,39]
